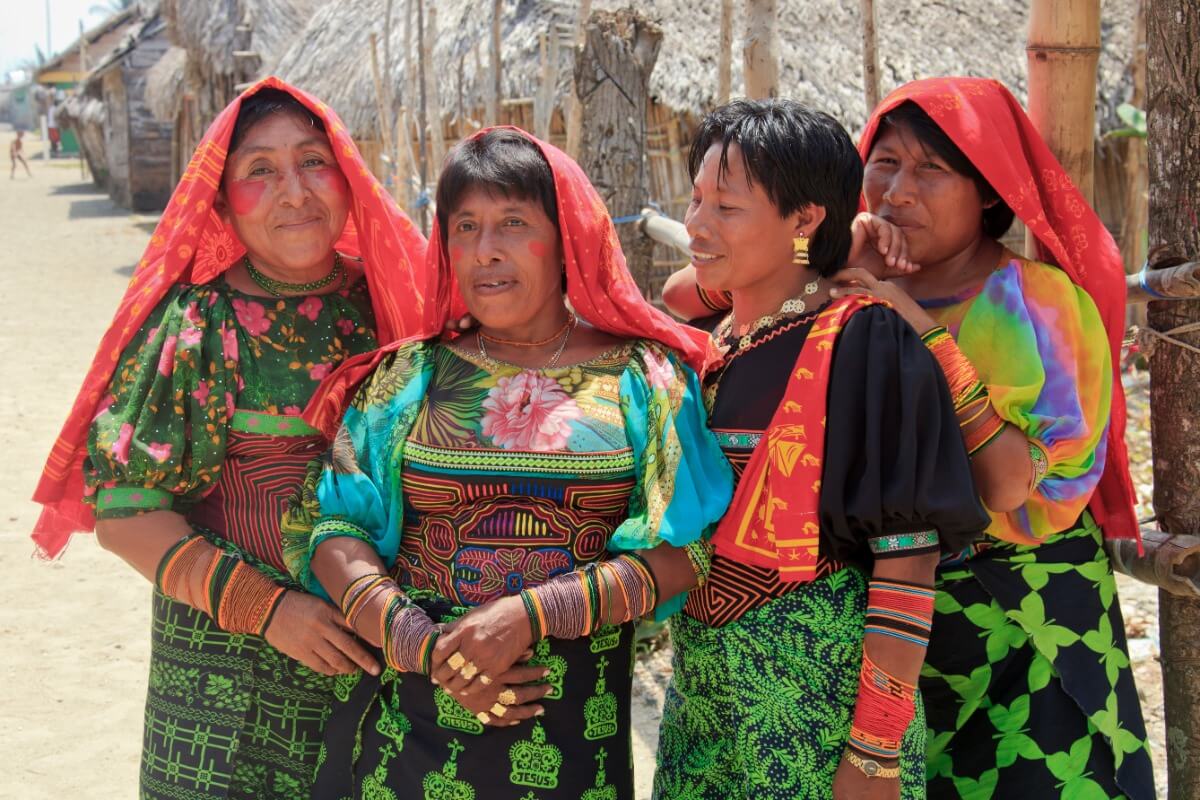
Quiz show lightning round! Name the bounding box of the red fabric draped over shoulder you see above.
[305,126,715,437]
[32,76,429,557]
[858,77,1138,543]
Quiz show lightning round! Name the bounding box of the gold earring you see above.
[792,235,810,266]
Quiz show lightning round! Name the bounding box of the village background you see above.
[0,0,1189,798]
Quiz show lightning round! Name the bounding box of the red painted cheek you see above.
[226,180,269,216]
[307,166,349,200]
[527,239,548,259]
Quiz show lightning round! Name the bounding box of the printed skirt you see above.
[312,596,635,800]
[654,566,926,800]
[922,515,1156,799]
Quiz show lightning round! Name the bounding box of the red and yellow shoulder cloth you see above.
[710,294,881,581]
[32,76,430,558]
[859,77,1138,544]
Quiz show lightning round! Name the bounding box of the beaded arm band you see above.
[520,552,661,641]
[156,534,286,636]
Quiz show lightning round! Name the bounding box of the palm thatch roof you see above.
[271,0,1138,140]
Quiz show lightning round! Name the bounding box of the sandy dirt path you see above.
[0,123,1166,798]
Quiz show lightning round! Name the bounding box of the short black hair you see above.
[228,87,327,156]
[871,101,1015,239]
[436,129,559,245]
[687,99,862,277]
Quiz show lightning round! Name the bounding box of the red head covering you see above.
[858,77,1138,543]
[306,126,714,436]
[32,76,429,557]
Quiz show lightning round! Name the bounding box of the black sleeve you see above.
[818,305,989,565]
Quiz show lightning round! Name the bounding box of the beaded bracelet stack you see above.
[156,534,286,636]
[339,572,438,674]
[922,326,1006,455]
[520,553,660,641]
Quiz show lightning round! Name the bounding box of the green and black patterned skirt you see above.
[654,566,926,800]
[139,538,336,800]
[312,596,635,800]
[922,515,1156,799]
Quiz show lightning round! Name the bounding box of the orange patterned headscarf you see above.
[859,78,1138,543]
[305,127,715,435]
[33,77,429,557]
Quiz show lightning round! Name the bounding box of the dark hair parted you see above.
[436,129,559,245]
[872,101,1015,239]
[228,87,327,156]
[687,99,863,277]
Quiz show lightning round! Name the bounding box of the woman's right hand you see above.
[445,658,554,728]
[263,590,380,677]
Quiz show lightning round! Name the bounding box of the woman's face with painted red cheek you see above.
[218,112,349,276]
[445,187,563,330]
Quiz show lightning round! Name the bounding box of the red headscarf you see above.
[858,77,1138,543]
[32,76,429,557]
[306,126,714,436]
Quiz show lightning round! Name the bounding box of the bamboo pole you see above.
[1025,0,1101,257]
[742,0,779,100]
[717,0,734,105]
[565,0,592,157]
[487,0,503,125]
[859,0,880,115]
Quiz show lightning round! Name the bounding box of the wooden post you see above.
[717,0,734,105]
[576,8,663,296]
[742,0,779,100]
[487,0,503,126]
[564,0,592,157]
[1025,0,1101,258]
[1147,2,1200,796]
[859,0,880,115]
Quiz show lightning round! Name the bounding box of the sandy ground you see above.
[0,123,1167,798]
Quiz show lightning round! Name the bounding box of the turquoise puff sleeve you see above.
[612,341,734,618]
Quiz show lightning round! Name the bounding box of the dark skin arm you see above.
[96,510,378,676]
[832,551,939,800]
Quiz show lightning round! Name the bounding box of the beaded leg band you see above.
[520,552,660,641]
[339,571,437,674]
[156,534,286,636]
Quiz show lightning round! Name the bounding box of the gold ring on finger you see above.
[460,662,479,680]
[475,711,491,724]
[490,703,508,717]
[448,651,467,671]
[497,689,518,706]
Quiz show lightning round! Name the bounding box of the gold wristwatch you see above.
[845,750,901,779]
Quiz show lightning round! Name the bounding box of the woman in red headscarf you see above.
[829,79,1153,799]
[31,79,428,799]
[278,127,733,799]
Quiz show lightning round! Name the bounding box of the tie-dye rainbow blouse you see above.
[919,252,1112,545]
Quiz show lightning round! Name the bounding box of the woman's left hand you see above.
[430,595,534,696]
[829,267,939,336]
[832,756,901,800]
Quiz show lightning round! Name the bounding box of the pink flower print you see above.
[642,348,677,392]
[309,362,333,381]
[157,335,178,377]
[192,381,210,403]
[145,442,173,463]
[92,394,115,422]
[179,327,203,347]
[283,405,302,415]
[183,301,203,326]
[481,372,582,451]
[232,298,271,337]
[297,296,324,322]
[220,326,239,363]
[111,423,134,465]
[336,318,356,336]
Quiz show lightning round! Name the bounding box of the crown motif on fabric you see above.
[583,656,618,741]
[530,638,568,700]
[581,747,618,800]
[422,740,475,800]
[509,722,563,789]
[589,623,621,653]
[434,687,484,735]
